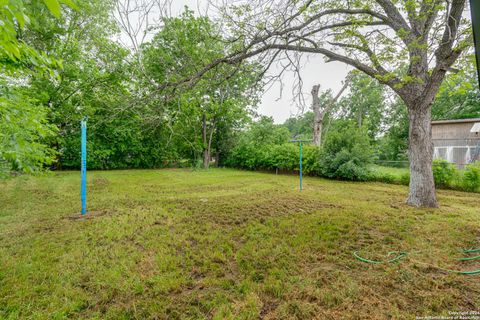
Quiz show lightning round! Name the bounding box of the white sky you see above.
[148,1,351,123]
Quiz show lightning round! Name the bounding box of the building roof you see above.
[431,118,480,125]
[471,122,480,133]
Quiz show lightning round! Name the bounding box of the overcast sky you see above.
[139,1,351,123]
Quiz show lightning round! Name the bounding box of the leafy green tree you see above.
[338,71,385,139]
[22,0,149,169]
[142,10,261,168]
[226,116,290,169]
[432,55,480,120]
[0,84,57,173]
[0,0,73,71]
[377,99,409,162]
[283,112,314,140]
[0,0,75,174]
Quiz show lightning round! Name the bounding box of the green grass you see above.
[1,169,479,319]
[371,165,409,178]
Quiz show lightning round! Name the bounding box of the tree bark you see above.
[206,124,215,169]
[203,151,210,169]
[202,114,216,169]
[357,109,363,127]
[312,82,348,146]
[202,113,209,169]
[406,104,438,208]
[312,85,323,146]
[215,151,220,167]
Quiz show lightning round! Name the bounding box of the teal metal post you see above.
[290,139,311,191]
[81,118,87,215]
[299,142,303,191]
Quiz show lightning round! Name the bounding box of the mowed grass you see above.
[371,165,409,178]
[0,169,479,319]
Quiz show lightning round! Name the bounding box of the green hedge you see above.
[462,162,480,192]
[226,124,374,181]
[369,160,480,193]
[225,143,320,174]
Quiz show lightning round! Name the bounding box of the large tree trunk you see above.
[406,104,437,208]
[203,149,210,169]
[215,151,220,167]
[313,118,323,147]
[202,114,209,169]
[312,82,349,146]
[202,113,215,169]
[312,85,323,146]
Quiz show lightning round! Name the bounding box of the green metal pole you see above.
[471,0,480,89]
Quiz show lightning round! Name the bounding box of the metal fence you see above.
[433,138,480,168]
[375,138,480,169]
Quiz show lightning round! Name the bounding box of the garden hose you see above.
[353,248,480,275]
[353,251,407,264]
[449,269,480,275]
[457,248,480,262]
[458,255,480,261]
[463,248,480,253]
[408,258,480,275]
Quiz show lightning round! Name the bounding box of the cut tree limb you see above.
[312,80,349,146]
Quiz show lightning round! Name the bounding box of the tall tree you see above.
[338,71,385,139]
[0,0,75,173]
[178,0,472,207]
[283,112,315,140]
[379,98,410,161]
[141,10,261,169]
[312,81,348,146]
[432,54,480,120]
[21,0,138,169]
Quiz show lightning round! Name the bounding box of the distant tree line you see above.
[1,3,262,172]
[282,67,480,164]
[1,1,479,199]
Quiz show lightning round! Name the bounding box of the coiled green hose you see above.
[353,248,480,275]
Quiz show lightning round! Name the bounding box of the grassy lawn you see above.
[371,165,409,179]
[1,169,479,319]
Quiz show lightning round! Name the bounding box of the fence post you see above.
[81,118,87,215]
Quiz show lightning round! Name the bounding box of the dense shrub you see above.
[226,142,325,174]
[368,171,396,184]
[432,159,457,188]
[400,172,410,186]
[225,117,291,170]
[318,124,373,181]
[228,122,374,181]
[462,162,480,192]
[226,143,262,170]
[302,146,322,175]
[267,144,299,171]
